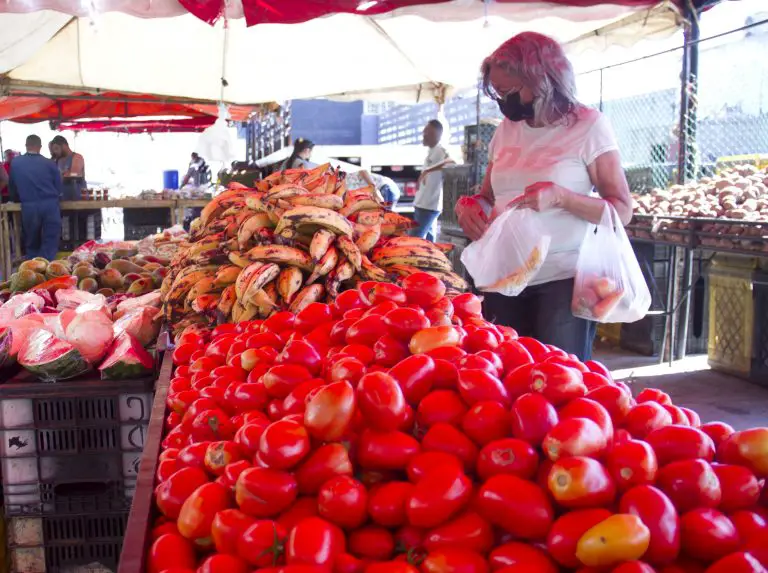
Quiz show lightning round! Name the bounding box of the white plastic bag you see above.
[571,204,651,323]
[461,207,551,296]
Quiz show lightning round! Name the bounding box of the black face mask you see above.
[497,91,535,122]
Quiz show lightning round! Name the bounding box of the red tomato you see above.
[383,307,431,341]
[476,474,553,540]
[457,369,510,407]
[225,381,269,413]
[285,517,345,567]
[416,390,467,428]
[619,485,681,566]
[235,467,298,518]
[476,438,538,482]
[656,459,722,512]
[680,508,740,563]
[729,510,767,542]
[611,562,657,573]
[427,345,466,363]
[744,530,768,568]
[407,452,463,483]
[402,272,446,307]
[346,315,389,347]
[177,482,233,540]
[189,409,236,442]
[559,397,614,441]
[430,358,459,390]
[456,354,498,376]
[423,511,493,554]
[210,509,255,555]
[407,463,473,528]
[294,302,333,334]
[173,343,198,366]
[155,467,210,519]
[582,372,612,391]
[262,311,296,334]
[705,552,767,573]
[258,419,311,470]
[304,380,356,442]
[357,430,421,471]
[624,402,673,439]
[340,344,376,366]
[717,428,768,478]
[586,385,634,424]
[366,563,418,573]
[236,519,287,567]
[374,335,412,367]
[204,441,243,475]
[282,379,325,416]
[490,541,559,572]
[177,442,210,470]
[517,337,549,361]
[328,356,367,385]
[368,481,414,527]
[496,340,534,376]
[542,417,608,462]
[646,425,716,465]
[462,328,500,354]
[700,422,735,450]
[510,392,559,446]
[421,423,478,472]
[461,401,511,446]
[276,339,323,375]
[318,475,368,529]
[262,364,312,399]
[334,289,365,315]
[276,497,320,533]
[221,460,251,488]
[356,372,407,431]
[548,456,616,509]
[245,331,283,350]
[234,419,268,456]
[545,508,612,568]
[148,533,197,573]
[712,464,760,512]
[409,326,461,355]
[389,354,436,404]
[348,526,395,560]
[637,388,673,406]
[295,443,353,495]
[529,363,586,406]
[420,548,488,573]
[606,439,659,491]
[664,405,691,426]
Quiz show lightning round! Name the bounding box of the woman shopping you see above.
[456,32,632,361]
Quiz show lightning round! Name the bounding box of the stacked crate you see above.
[0,376,153,572]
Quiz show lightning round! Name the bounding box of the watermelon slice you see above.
[0,327,11,369]
[99,332,154,380]
[18,329,90,381]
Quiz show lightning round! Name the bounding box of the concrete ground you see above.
[594,348,768,430]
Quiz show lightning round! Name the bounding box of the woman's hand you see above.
[455,196,489,241]
[511,181,571,212]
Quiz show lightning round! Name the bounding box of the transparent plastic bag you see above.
[461,207,551,296]
[571,204,651,323]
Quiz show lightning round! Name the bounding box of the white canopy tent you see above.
[0,1,683,105]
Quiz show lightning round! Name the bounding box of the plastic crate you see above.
[463,123,496,186]
[0,377,153,516]
[707,255,758,378]
[440,165,472,229]
[8,512,127,573]
[750,269,768,385]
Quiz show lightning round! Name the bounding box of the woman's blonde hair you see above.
[482,32,580,126]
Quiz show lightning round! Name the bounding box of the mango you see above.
[79,277,99,293]
[19,259,48,274]
[99,268,124,290]
[106,259,146,275]
[45,261,70,279]
[126,278,154,295]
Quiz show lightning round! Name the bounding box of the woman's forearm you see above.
[561,192,632,225]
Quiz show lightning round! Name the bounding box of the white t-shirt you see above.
[488,106,618,286]
[414,145,449,212]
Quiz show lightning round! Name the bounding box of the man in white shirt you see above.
[412,120,453,241]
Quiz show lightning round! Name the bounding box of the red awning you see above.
[0,91,257,122]
[57,117,217,133]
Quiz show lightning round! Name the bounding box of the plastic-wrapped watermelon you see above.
[18,329,90,381]
[99,332,154,380]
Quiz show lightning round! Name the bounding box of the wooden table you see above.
[0,199,206,279]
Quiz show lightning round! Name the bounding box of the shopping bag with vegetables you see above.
[461,207,551,296]
[571,203,651,323]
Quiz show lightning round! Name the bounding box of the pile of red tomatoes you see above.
[151,274,768,573]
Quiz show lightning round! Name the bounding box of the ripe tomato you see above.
[285,517,345,567]
[276,497,320,533]
[656,459,722,512]
[294,302,333,334]
[576,514,650,568]
[456,354,498,376]
[744,529,768,568]
[234,419,269,456]
[357,429,421,471]
[717,428,768,478]
[457,369,510,407]
[189,408,235,442]
[476,474,554,540]
[295,443,353,495]
[663,405,691,426]
[368,481,414,527]
[417,390,467,428]
[235,467,298,518]
[420,548,489,573]
[365,563,418,573]
[407,463,472,528]
[423,511,493,554]
[548,456,616,509]
[211,509,255,555]
[225,381,269,413]
[606,439,659,491]
[624,402,673,440]
[646,425,716,465]
[476,438,538,482]
[510,393,559,446]
[516,336,549,361]
[421,423,478,472]
[334,552,365,573]
[177,482,233,540]
[586,385,634,424]
[402,272,446,307]
[559,397,614,441]
[705,552,767,573]
[258,419,311,470]
[389,354,436,404]
[680,508,740,563]
[729,510,767,542]
[262,364,313,399]
[530,362,586,406]
[373,335,411,367]
[204,441,243,475]
[318,475,368,529]
[490,541,559,573]
[383,308,431,342]
[461,401,511,446]
[333,289,365,315]
[304,380,356,442]
[347,526,395,560]
[582,372,611,391]
[276,339,323,375]
[345,315,389,347]
[637,388,672,406]
[221,460,251,488]
[542,417,607,462]
[619,485,680,566]
[328,356,366,385]
[177,442,209,470]
[236,520,287,567]
[155,466,210,519]
[427,345,466,363]
[282,379,325,416]
[496,340,534,376]
[546,509,613,568]
[356,372,407,431]
[407,451,463,483]
[431,358,459,390]
[147,533,197,573]
[262,310,296,334]
[409,326,461,355]
[700,422,735,449]
[712,464,760,512]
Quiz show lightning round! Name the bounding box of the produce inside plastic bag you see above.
[113,307,161,347]
[571,204,651,323]
[460,207,551,296]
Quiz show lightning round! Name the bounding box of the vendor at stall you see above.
[281,138,315,170]
[455,32,632,361]
[182,153,211,187]
[51,135,86,200]
[1,150,16,202]
[8,135,63,261]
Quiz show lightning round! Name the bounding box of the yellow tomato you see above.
[576,513,650,567]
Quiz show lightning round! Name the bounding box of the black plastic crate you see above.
[750,270,768,386]
[8,512,127,572]
[440,165,472,229]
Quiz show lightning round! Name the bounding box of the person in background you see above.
[1,150,16,202]
[281,138,315,171]
[51,135,86,200]
[182,152,211,187]
[412,120,454,241]
[356,170,401,210]
[455,32,632,361]
[9,135,63,261]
